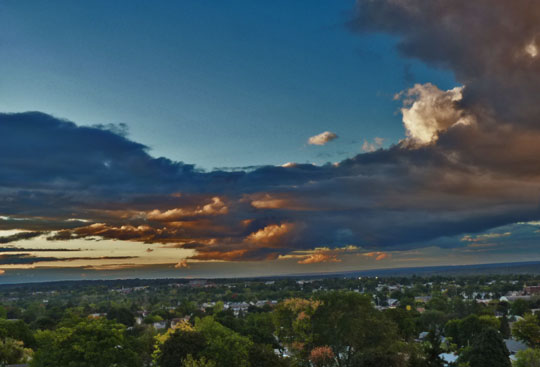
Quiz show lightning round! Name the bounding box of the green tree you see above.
[0,338,32,366]
[107,307,135,327]
[512,299,531,316]
[0,319,35,348]
[155,329,206,367]
[182,355,216,367]
[195,316,252,367]
[273,298,320,363]
[31,318,140,367]
[445,314,499,348]
[514,348,540,367]
[458,328,511,367]
[242,311,277,347]
[499,315,511,339]
[424,329,444,367]
[513,313,540,347]
[384,308,418,341]
[311,292,405,367]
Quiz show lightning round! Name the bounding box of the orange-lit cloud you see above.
[174,259,190,268]
[147,197,228,221]
[363,251,390,261]
[297,252,342,264]
[250,194,291,209]
[246,223,295,247]
[189,249,248,261]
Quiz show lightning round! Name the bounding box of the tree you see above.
[154,329,206,367]
[273,297,321,363]
[0,319,35,349]
[499,315,511,339]
[242,311,277,347]
[444,314,499,348]
[195,316,252,367]
[248,343,290,367]
[458,328,511,367]
[182,355,216,367]
[0,338,32,366]
[514,348,540,367]
[513,313,540,347]
[311,292,405,367]
[31,318,140,367]
[384,308,418,341]
[424,329,444,367]
[107,307,135,327]
[308,346,335,367]
[512,299,531,316]
[419,310,447,332]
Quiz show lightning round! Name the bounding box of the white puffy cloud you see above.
[397,83,474,145]
[308,131,338,145]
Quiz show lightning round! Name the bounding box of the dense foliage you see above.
[0,273,538,366]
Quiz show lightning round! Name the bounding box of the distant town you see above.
[0,272,539,366]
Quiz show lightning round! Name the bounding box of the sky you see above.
[1,0,540,282]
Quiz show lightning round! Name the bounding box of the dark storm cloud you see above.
[1,109,540,261]
[3,0,540,263]
[0,247,81,252]
[0,231,43,244]
[351,0,540,125]
[0,254,137,265]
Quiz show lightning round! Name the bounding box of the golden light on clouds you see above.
[246,223,295,247]
[147,197,228,221]
[297,252,341,264]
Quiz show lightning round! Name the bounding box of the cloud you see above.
[5,0,540,269]
[246,223,296,247]
[0,231,43,244]
[174,259,190,268]
[351,0,540,126]
[308,131,338,145]
[396,83,473,145]
[297,251,342,264]
[2,104,540,265]
[363,252,390,261]
[0,247,81,252]
[0,254,137,265]
[362,137,385,152]
[146,197,228,221]
[461,232,512,243]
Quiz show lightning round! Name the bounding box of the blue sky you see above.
[0,0,454,169]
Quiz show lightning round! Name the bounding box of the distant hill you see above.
[1,260,540,289]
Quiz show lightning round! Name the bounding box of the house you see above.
[88,313,106,319]
[504,338,527,357]
[524,285,540,295]
[414,296,432,303]
[153,321,167,330]
[417,331,429,341]
[439,353,458,366]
